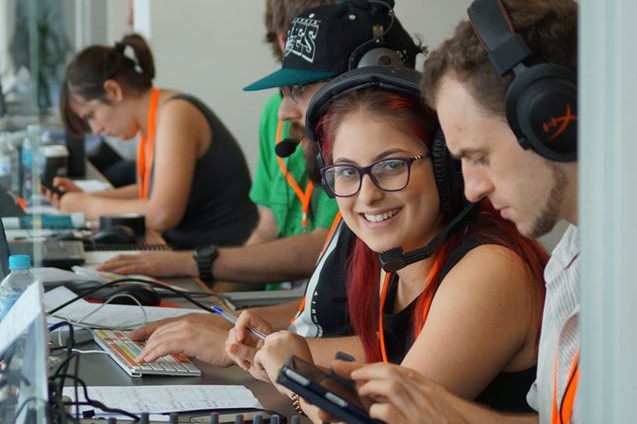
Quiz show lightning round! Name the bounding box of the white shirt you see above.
[527,224,580,423]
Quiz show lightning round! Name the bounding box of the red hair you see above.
[347,199,548,363]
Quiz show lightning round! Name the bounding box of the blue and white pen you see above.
[210,306,268,340]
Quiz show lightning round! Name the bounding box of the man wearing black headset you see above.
[330,1,580,423]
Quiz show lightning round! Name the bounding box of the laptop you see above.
[8,239,85,269]
[0,188,25,218]
[0,219,95,292]
[0,282,49,423]
[0,218,85,270]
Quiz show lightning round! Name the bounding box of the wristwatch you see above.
[193,245,218,284]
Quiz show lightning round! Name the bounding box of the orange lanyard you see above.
[291,212,342,323]
[378,273,435,363]
[275,121,314,228]
[137,87,160,199]
[551,348,580,424]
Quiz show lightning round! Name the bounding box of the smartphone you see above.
[40,177,65,197]
[276,355,385,424]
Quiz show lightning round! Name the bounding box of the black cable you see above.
[10,396,46,424]
[48,321,75,395]
[53,373,140,421]
[48,378,76,424]
[51,352,80,381]
[347,0,396,70]
[73,347,80,419]
[46,277,222,316]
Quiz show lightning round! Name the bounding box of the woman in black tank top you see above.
[47,33,257,249]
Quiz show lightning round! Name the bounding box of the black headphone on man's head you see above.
[468,0,577,162]
[306,66,466,217]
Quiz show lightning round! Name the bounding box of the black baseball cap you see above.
[243,0,421,91]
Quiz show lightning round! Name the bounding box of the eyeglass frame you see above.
[280,79,331,104]
[320,153,431,198]
[279,84,311,104]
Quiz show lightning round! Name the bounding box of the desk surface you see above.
[50,276,305,422]
[58,347,298,418]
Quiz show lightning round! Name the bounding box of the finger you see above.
[331,360,365,379]
[225,342,250,370]
[230,340,260,363]
[128,319,167,340]
[368,402,408,424]
[136,330,186,362]
[137,339,177,362]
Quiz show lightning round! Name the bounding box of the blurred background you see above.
[0,0,472,174]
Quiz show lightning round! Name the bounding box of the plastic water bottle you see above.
[0,254,34,322]
[21,124,40,203]
[0,131,19,193]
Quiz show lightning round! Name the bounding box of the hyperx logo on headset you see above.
[543,104,577,142]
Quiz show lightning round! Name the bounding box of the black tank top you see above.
[382,237,536,413]
[155,94,258,249]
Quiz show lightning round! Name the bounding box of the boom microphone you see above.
[379,202,477,272]
[275,138,301,158]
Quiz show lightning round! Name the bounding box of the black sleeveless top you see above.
[382,237,536,413]
[152,94,258,249]
[291,220,356,337]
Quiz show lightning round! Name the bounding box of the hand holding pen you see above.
[210,306,268,340]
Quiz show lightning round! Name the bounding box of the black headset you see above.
[346,0,406,71]
[468,0,577,162]
[306,66,467,217]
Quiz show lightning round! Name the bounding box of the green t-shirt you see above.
[249,92,338,238]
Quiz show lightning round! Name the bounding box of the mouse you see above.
[47,231,79,242]
[89,283,161,306]
[92,225,138,244]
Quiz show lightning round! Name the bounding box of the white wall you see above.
[580,0,637,421]
[131,0,472,174]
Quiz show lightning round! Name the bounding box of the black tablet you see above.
[276,355,385,424]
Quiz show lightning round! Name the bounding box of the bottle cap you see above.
[8,254,31,270]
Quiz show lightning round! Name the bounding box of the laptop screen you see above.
[0,283,49,423]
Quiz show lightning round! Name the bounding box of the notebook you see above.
[92,329,202,377]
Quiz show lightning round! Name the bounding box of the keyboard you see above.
[83,242,171,251]
[92,329,201,377]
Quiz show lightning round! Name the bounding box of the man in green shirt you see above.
[98,0,338,289]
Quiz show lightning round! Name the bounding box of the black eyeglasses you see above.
[280,84,310,104]
[320,153,430,197]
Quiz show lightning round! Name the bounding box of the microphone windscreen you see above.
[275,138,300,158]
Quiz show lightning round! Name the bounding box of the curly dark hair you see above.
[421,0,577,117]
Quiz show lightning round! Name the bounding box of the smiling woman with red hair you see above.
[224,66,549,421]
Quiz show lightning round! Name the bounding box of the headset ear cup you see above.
[431,129,465,216]
[355,47,405,69]
[506,64,578,162]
